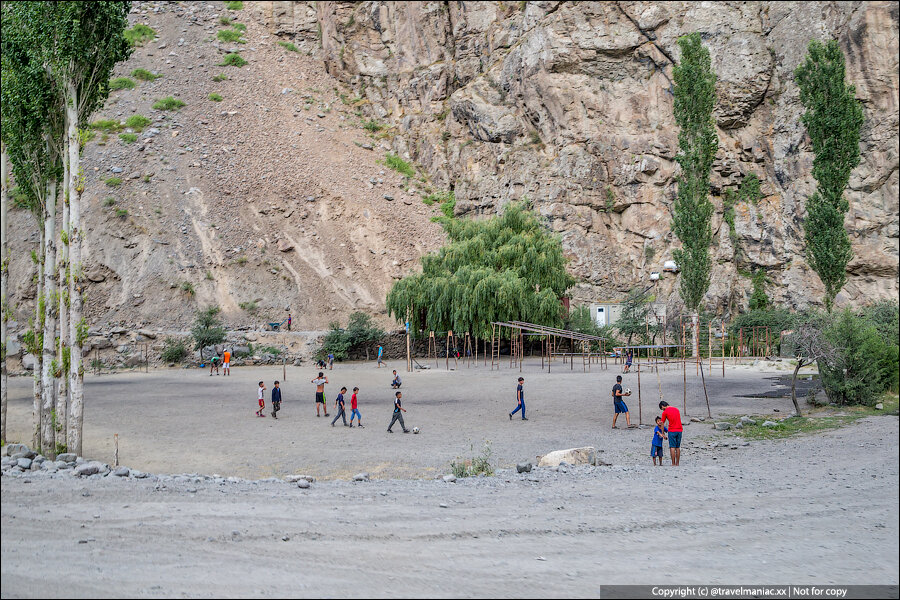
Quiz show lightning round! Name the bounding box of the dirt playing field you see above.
[2,360,898,597]
[5,359,811,479]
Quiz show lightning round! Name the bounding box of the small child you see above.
[256,381,267,418]
[349,387,364,428]
[331,387,348,427]
[271,381,282,419]
[651,416,668,465]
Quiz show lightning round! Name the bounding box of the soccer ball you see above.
[412,427,420,434]
[625,388,632,395]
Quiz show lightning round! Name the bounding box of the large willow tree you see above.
[386,202,575,338]
[794,39,863,312]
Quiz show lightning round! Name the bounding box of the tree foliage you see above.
[319,312,386,360]
[820,310,893,406]
[794,39,864,311]
[671,32,718,312]
[615,287,657,346]
[191,306,226,360]
[386,202,574,338]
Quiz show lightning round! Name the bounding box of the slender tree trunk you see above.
[692,312,700,359]
[790,359,804,417]
[33,227,46,451]
[66,79,85,457]
[41,179,58,457]
[56,164,70,451]
[0,146,8,442]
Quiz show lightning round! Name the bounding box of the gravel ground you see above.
[2,413,897,597]
[4,360,815,479]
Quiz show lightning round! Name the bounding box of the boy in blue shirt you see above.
[651,416,668,465]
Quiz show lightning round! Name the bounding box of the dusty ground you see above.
[1,415,897,597]
[4,360,815,479]
[2,362,898,597]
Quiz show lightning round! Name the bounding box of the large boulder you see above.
[537,447,597,468]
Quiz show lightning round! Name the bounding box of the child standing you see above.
[651,416,667,465]
[349,387,363,428]
[271,381,282,419]
[311,372,329,417]
[256,381,267,418]
[222,348,231,376]
[331,387,348,427]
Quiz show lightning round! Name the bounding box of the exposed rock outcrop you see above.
[251,0,899,313]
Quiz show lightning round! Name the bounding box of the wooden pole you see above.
[708,321,712,373]
[699,359,712,418]
[721,322,725,377]
[114,433,119,467]
[406,330,411,373]
[283,357,286,382]
[637,364,642,425]
[683,349,687,416]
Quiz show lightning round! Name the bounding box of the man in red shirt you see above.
[659,401,683,466]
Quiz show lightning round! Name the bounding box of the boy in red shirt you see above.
[349,387,364,428]
[658,401,683,466]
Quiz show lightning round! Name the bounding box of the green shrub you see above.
[450,442,494,478]
[119,133,138,144]
[319,311,385,361]
[217,29,245,43]
[748,269,770,310]
[212,73,229,82]
[109,77,135,90]
[131,68,162,81]
[104,197,117,207]
[439,190,456,218]
[238,300,258,311]
[181,281,196,296]
[231,23,247,32]
[91,118,123,133]
[124,23,156,46]
[224,1,244,9]
[820,310,893,405]
[219,53,248,68]
[125,114,151,132]
[115,208,128,218]
[105,177,123,187]
[362,119,384,132]
[219,16,232,25]
[161,337,189,363]
[383,153,415,177]
[209,93,223,102]
[277,40,299,52]
[860,301,900,393]
[257,345,282,356]
[152,96,186,111]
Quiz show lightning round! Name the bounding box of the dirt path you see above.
[2,416,897,597]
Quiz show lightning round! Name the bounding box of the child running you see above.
[311,372,329,417]
[271,380,282,419]
[349,387,364,428]
[387,391,410,433]
[651,416,667,465]
[256,381,267,418]
[331,387,348,427]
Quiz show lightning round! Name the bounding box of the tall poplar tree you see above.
[794,39,864,312]
[671,33,718,356]
[38,1,132,455]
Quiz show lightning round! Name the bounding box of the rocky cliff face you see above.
[251,0,899,313]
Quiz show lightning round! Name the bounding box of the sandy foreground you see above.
[2,361,898,597]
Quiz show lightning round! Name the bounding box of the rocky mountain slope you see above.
[251,0,899,312]
[6,1,898,338]
[7,0,445,333]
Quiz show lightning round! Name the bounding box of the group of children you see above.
[253,369,412,432]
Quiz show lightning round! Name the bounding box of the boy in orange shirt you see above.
[223,349,231,376]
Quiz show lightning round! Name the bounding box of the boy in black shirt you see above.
[388,391,410,433]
